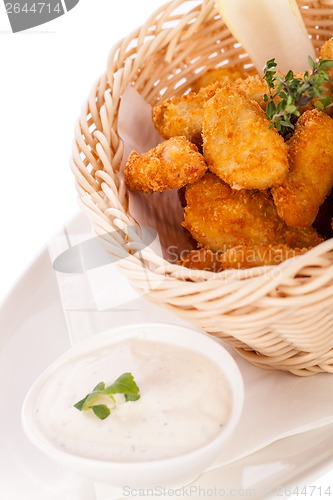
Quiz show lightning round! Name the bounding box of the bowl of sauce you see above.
[22,323,244,489]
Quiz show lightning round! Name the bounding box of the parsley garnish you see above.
[263,56,333,136]
[74,372,140,420]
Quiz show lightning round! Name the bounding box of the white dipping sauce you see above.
[34,337,232,462]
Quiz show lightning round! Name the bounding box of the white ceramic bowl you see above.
[22,322,244,490]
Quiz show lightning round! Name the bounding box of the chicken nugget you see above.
[191,65,248,92]
[177,248,224,272]
[234,73,318,115]
[124,136,207,193]
[152,82,222,147]
[234,75,271,110]
[220,245,308,270]
[321,37,333,59]
[284,226,324,249]
[272,109,333,227]
[320,37,333,85]
[202,87,289,190]
[182,173,286,252]
[177,244,308,271]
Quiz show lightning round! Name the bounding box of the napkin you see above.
[48,87,333,471]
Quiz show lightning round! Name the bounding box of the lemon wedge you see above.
[215,0,316,74]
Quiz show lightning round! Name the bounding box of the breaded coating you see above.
[234,73,319,115]
[177,248,224,272]
[182,173,286,252]
[177,245,308,271]
[191,65,248,92]
[321,37,333,63]
[272,109,333,227]
[202,87,289,190]
[284,226,324,249]
[219,245,308,270]
[320,38,333,82]
[234,75,271,110]
[319,38,333,114]
[152,82,222,147]
[124,137,207,193]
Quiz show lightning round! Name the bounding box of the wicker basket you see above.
[71,0,333,376]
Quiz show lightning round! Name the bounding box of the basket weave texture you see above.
[71,0,333,375]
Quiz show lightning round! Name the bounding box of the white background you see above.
[0,0,332,497]
[0,0,165,304]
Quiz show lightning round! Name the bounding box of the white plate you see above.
[1,214,333,500]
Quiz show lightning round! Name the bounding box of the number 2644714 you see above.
[5,3,62,14]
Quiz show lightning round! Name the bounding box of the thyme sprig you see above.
[263,56,333,136]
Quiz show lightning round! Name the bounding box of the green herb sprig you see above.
[74,372,140,420]
[263,56,333,136]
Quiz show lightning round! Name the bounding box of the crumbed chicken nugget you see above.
[202,87,289,190]
[235,72,317,115]
[124,136,207,193]
[234,75,271,110]
[285,226,324,249]
[191,65,248,92]
[321,37,333,60]
[177,248,224,272]
[182,173,286,252]
[320,38,333,81]
[319,38,333,115]
[152,82,222,147]
[272,109,333,227]
[220,245,308,270]
[177,245,308,271]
